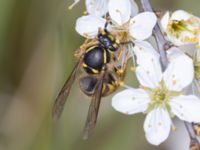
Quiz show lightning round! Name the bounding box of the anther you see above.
[172,80,177,85]
[172,125,177,131]
[196,45,200,49]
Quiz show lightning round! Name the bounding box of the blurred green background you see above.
[0,0,199,150]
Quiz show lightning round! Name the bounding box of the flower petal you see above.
[129,12,157,40]
[112,88,150,115]
[144,107,171,145]
[163,47,194,91]
[166,46,185,61]
[130,0,139,17]
[108,0,131,26]
[75,15,106,38]
[164,34,187,46]
[170,95,200,123]
[134,41,162,88]
[85,0,108,16]
[133,41,160,66]
[170,10,192,21]
[160,11,170,31]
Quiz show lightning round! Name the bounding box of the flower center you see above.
[143,81,181,115]
[167,19,200,43]
[167,20,190,37]
[151,88,167,103]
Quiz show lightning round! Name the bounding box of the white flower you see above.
[75,15,107,38]
[167,47,200,97]
[108,0,156,41]
[112,41,200,145]
[85,0,138,17]
[85,0,109,16]
[168,47,200,98]
[160,10,200,46]
[76,0,156,41]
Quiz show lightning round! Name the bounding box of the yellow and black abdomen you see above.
[79,74,118,97]
[82,46,110,74]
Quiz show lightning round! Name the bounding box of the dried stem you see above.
[140,0,168,69]
[185,122,200,150]
[140,0,200,148]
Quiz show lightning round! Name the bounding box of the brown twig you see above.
[140,0,168,69]
[140,0,200,149]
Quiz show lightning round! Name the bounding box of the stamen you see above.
[68,0,80,10]
[170,119,176,131]
[127,43,136,70]
[115,9,123,25]
[121,83,133,89]
[195,44,200,49]
[172,80,177,85]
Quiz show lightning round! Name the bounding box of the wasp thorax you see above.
[98,32,119,52]
[83,46,110,74]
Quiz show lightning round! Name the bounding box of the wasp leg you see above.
[114,48,130,86]
[104,13,111,32]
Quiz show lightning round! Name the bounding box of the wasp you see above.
[52,21,131,139]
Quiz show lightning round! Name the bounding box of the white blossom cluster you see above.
[70,0,200,146]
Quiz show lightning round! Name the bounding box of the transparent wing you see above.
[52,58,83,121]
[82,70,106,139]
